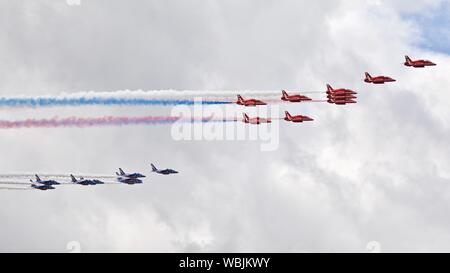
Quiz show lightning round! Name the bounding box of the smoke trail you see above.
[0,116,176,128]
[0,90,326,108]
[0,174,117,179]
[0,187,31,190]
[0,181,121,185]
[0,115,236,129]
[0,181,31,185]
[0,97,232,107]
[56,182,122,185]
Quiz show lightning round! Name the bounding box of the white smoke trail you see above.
[0,187,31,190]
[0,181,31,185]
[0,174,117,179]
[0,181,122,185]
[0,89,328,108]
[0,89,325,101]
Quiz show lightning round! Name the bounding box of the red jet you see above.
[404,55,436,68]
[364,72,396,84]
[327,97,357,105]
[284,111,313,123]
[326,84,357,95]
[327,92,357,100]
[242,113,271,124]
[281,90,312,102]
[326,84,357,105]
[236,95,266,106]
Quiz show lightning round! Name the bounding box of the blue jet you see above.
[30,174,60,186]
[90,179,105,185]
[151,163,178,175]
[116,168,146,179]
[31,182,55,191]
[70,174,96,186]
[70,175,105,185]
[117,177,143,185]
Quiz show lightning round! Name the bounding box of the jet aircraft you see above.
[326,84,357,105]
[236,95,266,106]
[151,164,178,175]
[284,111,313,123]
[31,182,55,191]
[70,174,94,186]
[243,113,271,124]
[281,90,312,102]
[326,84,357,95]
[117,177,143,185]
[30,175,60,186]
[115,168,145,179]
[327,97,357,105]
[404,55,436,68]
[364,72,396,84]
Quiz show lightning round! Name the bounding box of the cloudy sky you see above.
[0,0,449,252]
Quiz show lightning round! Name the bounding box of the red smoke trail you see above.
[0,116,177,129]
[0,115,236,129]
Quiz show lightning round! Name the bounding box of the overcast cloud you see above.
[0,0,449,252]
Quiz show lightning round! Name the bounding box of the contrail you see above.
[0,115,236,129]
[0,181,121,185]
[0,90,326,108]
[0,97,231,107]
[53,182,123,185]
[0,174,118,179]
[0,186,31,190]
[0,181,31,185]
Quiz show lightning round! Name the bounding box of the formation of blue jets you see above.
[29,163,178,190]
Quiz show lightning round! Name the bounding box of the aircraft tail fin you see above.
[237,95,244,103]
[243,113,249,122]
[119,168,125,175]
[365,72,372,81]
[405,55,412,63]
[151,164,157,172]
[35,174,41,182]
[326,84,333,93]
[70,174,77,183]
[285,111,292,120]
[281,90,288,99]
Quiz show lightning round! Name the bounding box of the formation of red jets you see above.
[325,84,357,105]
[237,55,436,124]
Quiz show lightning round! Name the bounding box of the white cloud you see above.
[0,0,449,252]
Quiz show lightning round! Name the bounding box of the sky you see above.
[405,1,450,54]
[0,0,449,252]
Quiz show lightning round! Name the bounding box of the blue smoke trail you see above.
[0,97,232,107]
